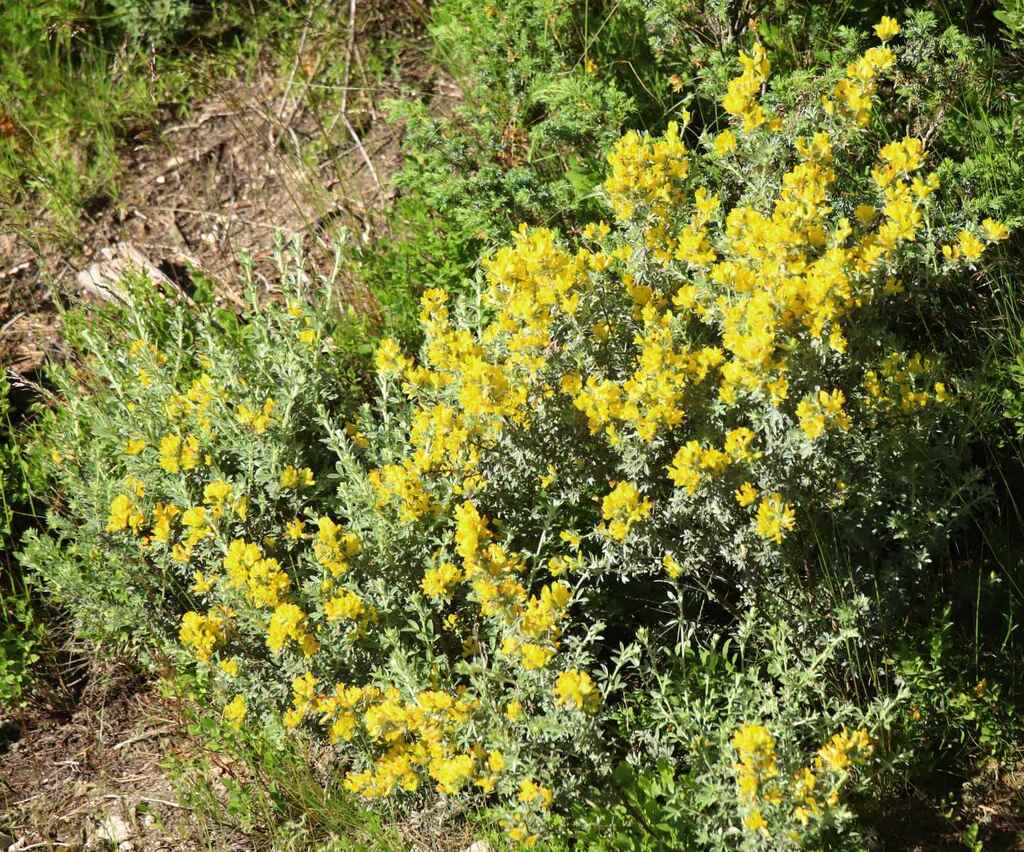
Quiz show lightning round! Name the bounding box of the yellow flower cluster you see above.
[822,41,896,126]
[667,439,734,495]
[335,685,499,798]
[422,561,461,600]
[164,374,220,435]
[223,694,246,729]
[553,670,599,712]
[312,516,362,576]
[863,351,952,412]
[601,481,652,541]
[266,601,318,655]
[279,465,315,490]
[722,42,770,133]
[323,588,367,622]
[151,502,179,543]
[236,398,275,434]
[106,494,144,534]
[179,610,225,663]
[732,723,872,835]
[224,538,291,608]
[283,671,319,728]
[369,459,434,522]
[174,503,213,563]
[604,120,690,222]
[755,493,796,544]
[796,389,852,441]
[158,433,200,474]
[942,217,1009,263]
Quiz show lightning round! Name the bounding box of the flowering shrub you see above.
[21,18,1013,848]
[571,612,896,850]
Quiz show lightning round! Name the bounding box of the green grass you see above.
[0,0,420,247]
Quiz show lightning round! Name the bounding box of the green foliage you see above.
[0,375,46,708]
[889,601,1022,773]
[161,673,405,850]
[360,0,660,345]
[995,0,1024,52]
[0,587,42,708]
[19,240,372,645]
[574,614,895,850]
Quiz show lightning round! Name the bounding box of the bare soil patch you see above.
[0,665,200,851]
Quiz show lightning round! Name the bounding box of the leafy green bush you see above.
[574,613,896,850]
[21,16,1020,847]
[360,0,662,345]
[19,242,372,644]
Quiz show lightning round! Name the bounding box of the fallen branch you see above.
[112,727,173,751]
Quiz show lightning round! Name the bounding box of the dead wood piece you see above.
[76,243,170,303]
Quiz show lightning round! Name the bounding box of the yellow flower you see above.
[957,230,985,261]
[223,694,246,729]
[873,16,900,42]
[506,700,523,721]
[518,778,553,809]
[181,505,207,528]
[559,530,581,550]
[159,434,181,473]
[755,493,795,543]
[106,494,144,534]
[324,590,366,621]
[722,42,770,133]
[430,754,475,795]
[422,562,462,600]
[191,571,217,594]
[488,750,506,773]
[854,203,877,225]
[266,602,308,653]
[297,328,317,345]
[280,465,315,490]
[179,610,224,663]
[203,479,233,506]
[123,475,145,498]
[519,643,555,670]
[662,553,683,579]
[735,482,759,508]
[218,657,239,677]
[982,218,1010,242]
[743,808,767,831]
[180,435,200,471]
[601,481,652,541]
[554,670,600,712]
[151,502,180,542]
[345,421,369,448]
[538,464,557,489]
[375,338,409,375]
[285,517,305,540]
[124,438,146,455]
[713,129,737,156]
